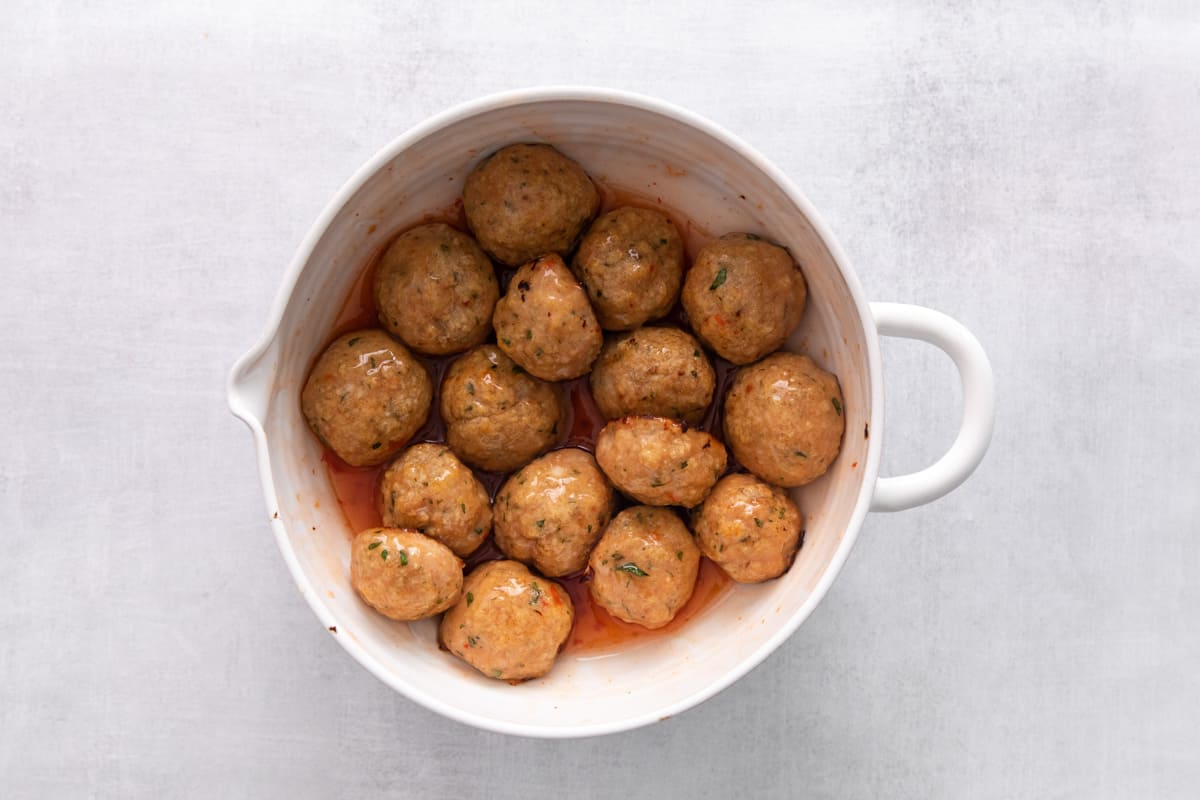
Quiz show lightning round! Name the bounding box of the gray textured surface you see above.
[2,2,1198,797]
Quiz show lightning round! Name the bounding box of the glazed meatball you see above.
[350,527,462,621]
[692,473,803,583]
[680,233,807,364]
[439,560,574,682]
[374,223,498,355]
[573,206,684,330]
[589,327,715,423]
[379,444,492,558]
[462,143,599,267]
[588,506,700,629]
[439,345,562,473]
[595,416,726,507]
[723,352,845,486]
[492,253,602,381]
[301,329,432,467]
[493,448,613,577]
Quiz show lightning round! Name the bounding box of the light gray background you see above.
[2,1,1197,797]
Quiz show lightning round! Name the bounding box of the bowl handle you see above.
[869,302,995,512]
[227,338,278,434]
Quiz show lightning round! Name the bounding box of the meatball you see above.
[462,143,599,267]
[573,206,684,330]
[594,416,726,507]
[301,329,432,467]
[589,327,715,423]
[492,253,602,381]
[439,345,562,473]
[692,473,803,583]
[680,233,807,364]
[439,560,574,682]
[493,448,613,577]
[379,444,492,558]
[723,352,845,486]
[374,223,498,355]
[588,506,700,629]
[350,528,462,621]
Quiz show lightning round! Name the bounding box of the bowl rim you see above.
[228,85,885,738]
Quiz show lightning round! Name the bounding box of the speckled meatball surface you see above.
[692,473,803,583]
[462,143,599,267]
[589,327,715,423]
[588,506,700,629]
[573,206,684,330]
[680,233,807,365]
[379,443,492,558]
[374,222,498,355]
[439,560,574,682]
[723,352,845,486]
[350,527,463,621]
[594,416,726,507]
[301,329,432,467]
[439,345,562,473]
[492,253,602,381]
[493,448,613,577]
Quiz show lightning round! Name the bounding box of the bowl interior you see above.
[257,96,873,734]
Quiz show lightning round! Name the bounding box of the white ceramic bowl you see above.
[228,88,994,738]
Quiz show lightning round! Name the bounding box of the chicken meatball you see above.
[680,233,807,364]
[589,327,715,423]
[462,143,599,267]
[588,506,700,629]
[493,448,613,577]
[692,473,803,583]
[594,416,726,507]
[492,253,602,381]
[573,206,684,330]
[301,329,432,467]
[439,345,562,473]
[723,352,845,486]
[439,560,574,682]
[374,223,498,355]
[379,444,492,558]
[350,528,462,621]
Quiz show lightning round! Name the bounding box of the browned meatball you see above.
[301,330,432,467]
[680,233,807,364]
[493,448,613,577]
[588,506,699,629]
[492,253,602,381]
[462,143,599,267]
[439,560,574,682]
[439,345,562,473]
[589,327,715,423]
[723,352,845,486]
[379,444,492,558]
[594,416,726,507]
[573,206,684,330]
[692,473,803,583]
[350,528,462,621]
[374,223,498,355]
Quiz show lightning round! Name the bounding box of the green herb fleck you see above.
[616,562,649,577]
[368,356,377,369]
[439,243,450,253]
[398,549,408,566]
[794,450,808,458]
[650,478,665,487]
[754,517,763,527]
[675,550,683,560]
[524,329,532,340]
[500,336,511,346]
[535,519,545,528]
[491,668,502,678]
[832,397,843,416]
[529,582,542,605]
[347,336,361,347]
[466,592,474,606]
[367,541,381,550]
[371,441,382,450]
[380,549,388,560]
[466,381,475,395]
[467,635,479,647]
[460,502,467,513]
[709,268,727,291]
[745,232,761,240]
[659,238,668,245]
[680,460,689,469]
